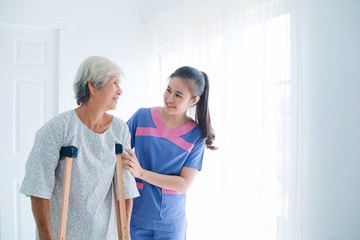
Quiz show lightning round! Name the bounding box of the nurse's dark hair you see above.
[170,66,217,150]
[73,56,123,105]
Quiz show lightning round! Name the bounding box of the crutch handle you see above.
[60,146,78,159]
[115,143,123,155]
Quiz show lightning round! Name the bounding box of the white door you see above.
[0,24,59,240]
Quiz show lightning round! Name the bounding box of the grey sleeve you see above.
[117,122,139,199]
[20,123,62,199]
[114,157,140,199]
[122,169,140,199]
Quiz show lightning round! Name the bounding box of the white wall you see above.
[0,0,148,120]
[2,0,360,239]
[299,0,360,239]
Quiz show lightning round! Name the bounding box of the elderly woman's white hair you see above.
[73,56,123,105]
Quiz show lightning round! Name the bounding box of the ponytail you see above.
[196,72,217,150]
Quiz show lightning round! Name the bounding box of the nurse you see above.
[123,66,217,239]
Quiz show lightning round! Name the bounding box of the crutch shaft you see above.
[114,144,129,240]
[58,146,78,240]
[58,157,73,240]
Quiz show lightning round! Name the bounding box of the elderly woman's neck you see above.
[75,104,112,134]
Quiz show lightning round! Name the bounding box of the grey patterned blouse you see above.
[20,109,139,240]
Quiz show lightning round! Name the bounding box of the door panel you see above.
[0,23,59,240]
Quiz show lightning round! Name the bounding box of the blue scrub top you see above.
[127,107,205,231]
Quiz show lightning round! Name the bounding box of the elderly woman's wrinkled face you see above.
[92,76,122,111]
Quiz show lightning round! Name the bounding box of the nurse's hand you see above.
[122,148,144,179]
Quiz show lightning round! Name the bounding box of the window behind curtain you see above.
[146,2,292,239]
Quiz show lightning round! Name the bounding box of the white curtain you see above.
[142,0,298,239]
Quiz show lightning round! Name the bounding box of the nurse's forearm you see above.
[139,167,197,193]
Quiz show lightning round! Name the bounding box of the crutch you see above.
[113,143,129,239]
[58,146,78,240]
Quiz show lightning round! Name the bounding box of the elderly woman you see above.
[20,56,139,239]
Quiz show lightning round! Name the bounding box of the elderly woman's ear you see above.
[87,81,96,95]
